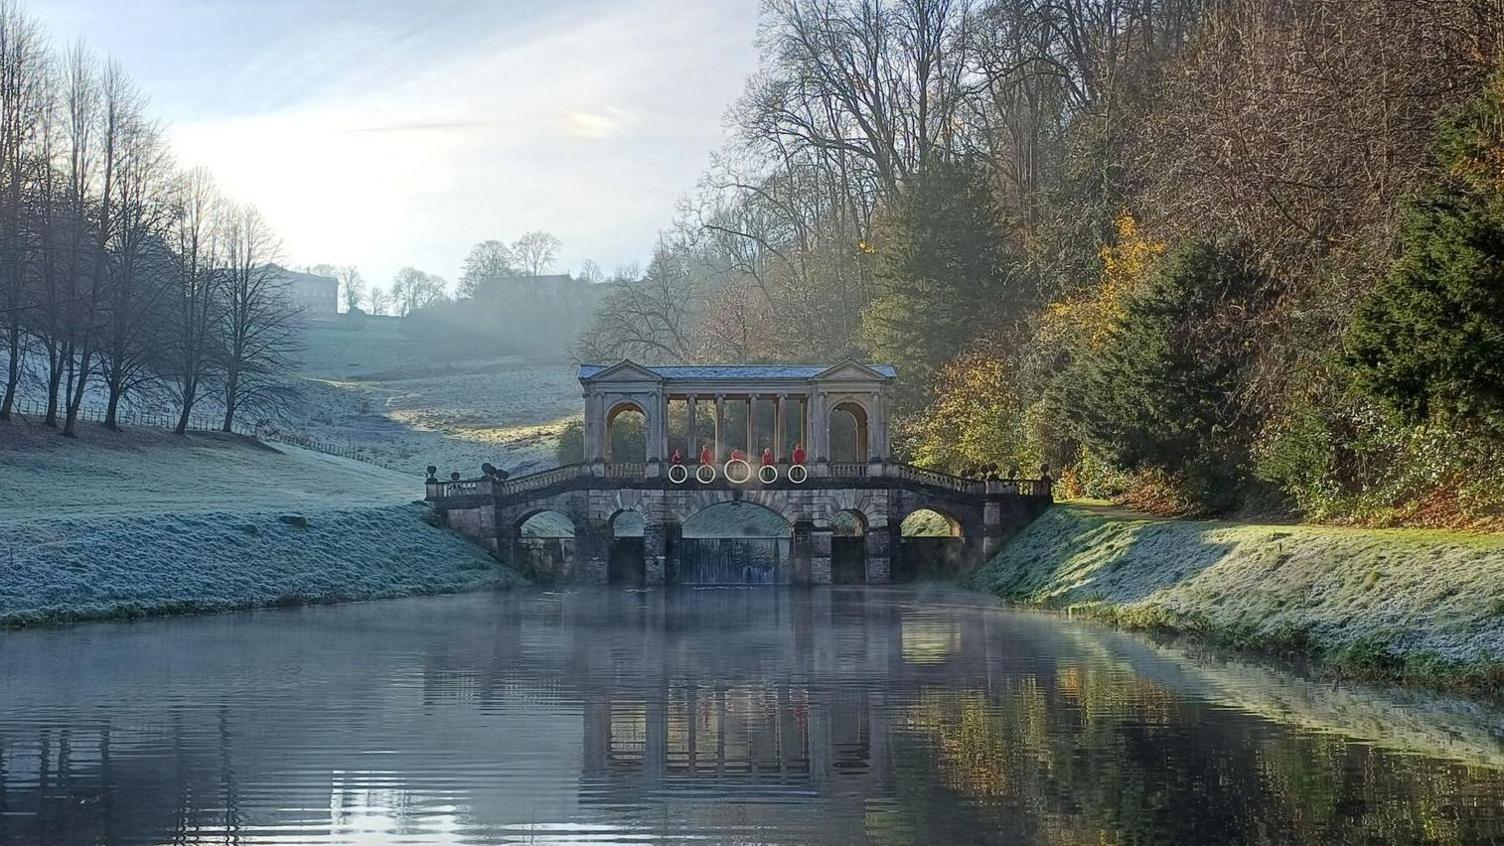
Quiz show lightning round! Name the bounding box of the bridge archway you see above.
[680,501,792,585]
[829,401,869,462]
[608,509,646,586]
[896,507,966,583]
[831,509,868,584]
[605,401,647,463]
[515,509,576,582]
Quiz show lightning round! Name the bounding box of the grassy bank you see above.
[1,419,519,627]
[974,505,1504,696]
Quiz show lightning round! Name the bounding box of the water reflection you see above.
[0,587,1501,844]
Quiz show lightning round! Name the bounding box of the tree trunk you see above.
[174,379,196,435]
[103,376,122,430]
[0,322,18,420]
[221,371,237,433]
[62,347,91,437]
[43,342,64,427]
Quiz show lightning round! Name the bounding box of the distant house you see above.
[474,274,578,302]
[269,265,338,319]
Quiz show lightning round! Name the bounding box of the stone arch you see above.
[604,400,648,463]
[517,509,576,538]
[681,499,792,538]
[831,508,867,537]
[609,508,645,537]
[828,400,869,462]
[607,508,646,585]
[900,506,963,537]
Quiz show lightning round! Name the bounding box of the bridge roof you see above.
[578,361,897,382]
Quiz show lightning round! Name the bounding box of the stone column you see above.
[576,517,610,584]
[774,394,785,461]
[746,396,755,455]
[687,395,698,457]
[809,391,828,462]
[583,391,606,463]
[809,525,833,584]
[714,395,725,461]
[864,523,894,584]
[644,518,671,585]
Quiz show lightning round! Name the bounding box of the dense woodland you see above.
[580,0,1504,528]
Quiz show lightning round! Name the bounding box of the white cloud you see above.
[36,0,760,288]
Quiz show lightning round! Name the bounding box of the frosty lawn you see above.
[0,504,517,626]
[976,505,1504,694]
[1,419,519,627]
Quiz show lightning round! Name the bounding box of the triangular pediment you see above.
[812,359,889,382]
[579,359,662,383]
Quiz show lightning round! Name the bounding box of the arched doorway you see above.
[895,507,965,582]
[608,510,646,585]
[679,501,792,585]
[830,509,868,584]
[515,510,576,581]
[828,401,869,462]
[605,402,647,463]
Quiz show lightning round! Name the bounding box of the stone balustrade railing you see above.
[430,459,1050,503]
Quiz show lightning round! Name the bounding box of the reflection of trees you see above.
[892,665,1504,845]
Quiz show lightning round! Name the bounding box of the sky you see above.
[30,0,761,291]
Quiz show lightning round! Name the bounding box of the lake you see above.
[1,587,1502,845]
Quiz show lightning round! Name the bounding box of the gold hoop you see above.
[723,458,752,484]
[695,463,717,484]
[787,464,808,484]
[757,464,779,484]
[667,464,689,484]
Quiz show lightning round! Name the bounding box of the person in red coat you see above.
[698,444,713,465]
[730,447,746,462]
[670,448,684,465]
[761,447,775,466]
[791,443,807,465]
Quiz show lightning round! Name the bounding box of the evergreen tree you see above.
[863,158,1028,412]
[1348,78,1504,430]
[1060,236,1272,506]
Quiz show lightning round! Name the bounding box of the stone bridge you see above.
[423,360,1053,585]
[426,461,1051,585]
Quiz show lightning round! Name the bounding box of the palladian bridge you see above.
[425,360,1053,585]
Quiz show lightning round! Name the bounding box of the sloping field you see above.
[0,419,518,626]
[290,321,579,477]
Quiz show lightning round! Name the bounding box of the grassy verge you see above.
[0,503,520,628]
[973,505,1504,697]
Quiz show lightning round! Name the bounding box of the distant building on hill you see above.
[269,265,338,319]
[473,274,580,303]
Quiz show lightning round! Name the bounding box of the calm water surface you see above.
[2,587,1503,845]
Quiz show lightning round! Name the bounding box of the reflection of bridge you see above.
[426,360,1052,584]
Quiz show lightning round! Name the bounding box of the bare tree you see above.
[457,239,515,297]
[512,230,560,277]
[97,80,171,429]
[216,203,297,432]
[166,168,222,435]
[336,265,363,312]
[389,266,446,316]
[367,284,389,316]
[577,247,703,362]
[0,1,45,420]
